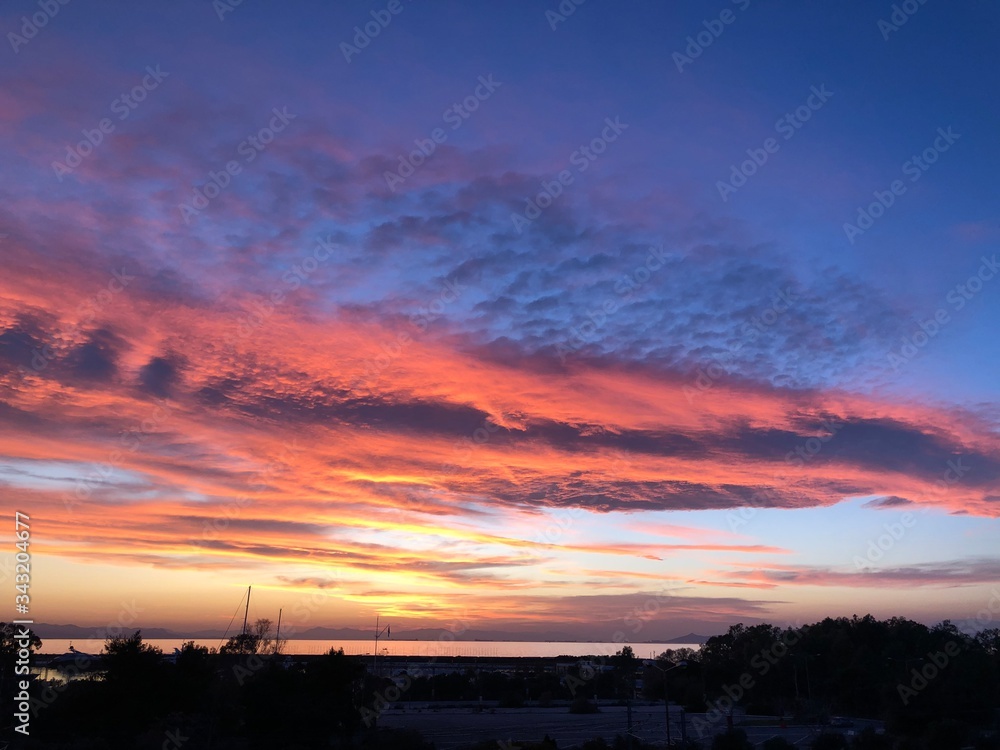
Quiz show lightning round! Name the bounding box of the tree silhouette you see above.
[100,630,166,742]
[0,621,42,657]
[20,614,1000,748]
[0,622,42,709]
[220,617,274,655]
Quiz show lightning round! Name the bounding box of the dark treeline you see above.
[2,615,999,749]
[661,615,1000,747]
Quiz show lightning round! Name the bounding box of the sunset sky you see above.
[1,1,998,640]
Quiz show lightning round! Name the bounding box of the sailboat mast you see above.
[372,615,389,677]
[274,608,282,655]
[242,585,251,636]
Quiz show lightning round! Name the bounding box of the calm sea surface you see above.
[40,639,700,658]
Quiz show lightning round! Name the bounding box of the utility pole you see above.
[626,692,633,750]
[652,659,688,747]
[665,677,671,745]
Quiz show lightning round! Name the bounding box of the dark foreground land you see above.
[378,704,884,748]
[4,615,1000,748]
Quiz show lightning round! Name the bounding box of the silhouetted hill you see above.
[32,623,183,639]
[664,632,711,644]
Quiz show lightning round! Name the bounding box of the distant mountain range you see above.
[29,622,713,644]
[663,632,712,645]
